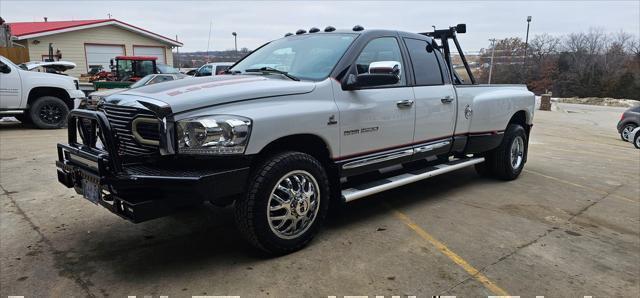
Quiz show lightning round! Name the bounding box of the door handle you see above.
[396,99,414,108]
[441,96,454,103]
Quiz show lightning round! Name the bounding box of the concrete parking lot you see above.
[1,103,639,297]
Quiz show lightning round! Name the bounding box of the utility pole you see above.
[175,34,179,70]
[524,16,532,65]
[206,20,212,62]
[523,16,532,83]
[232,32,237,52]
[488,38,496,84]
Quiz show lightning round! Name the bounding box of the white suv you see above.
[0,56,85,129]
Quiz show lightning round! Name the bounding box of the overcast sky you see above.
[2,0,639,52]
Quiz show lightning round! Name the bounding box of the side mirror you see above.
[342,73,400,90]
[456,24,466,34]
[342,61,401,90]
[369,61,401,76]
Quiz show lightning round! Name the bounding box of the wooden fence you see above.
[0,47,29,64]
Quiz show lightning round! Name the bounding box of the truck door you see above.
[0,58,22,109]
[403,38,457,159]
[333,36,415,173]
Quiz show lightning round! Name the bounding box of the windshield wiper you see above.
[244,67,300,81]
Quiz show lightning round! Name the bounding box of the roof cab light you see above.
[296,29,307,35]
[309,27,320,33]
[324,26,336,32]
[353,25,364,31]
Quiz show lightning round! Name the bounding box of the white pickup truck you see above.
[56,24,535,254]
[0,56,85,128]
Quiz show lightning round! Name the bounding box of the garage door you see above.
[133,46,166,64]
[85,44,125,72]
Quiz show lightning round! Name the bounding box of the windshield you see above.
[230,33,356,81]
[157,64,180,74]
[130,75,154,88]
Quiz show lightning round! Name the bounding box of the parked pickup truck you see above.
[56,24,535,254]
[1,56,85,128]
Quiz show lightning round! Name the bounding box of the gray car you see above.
[617,105,640,141]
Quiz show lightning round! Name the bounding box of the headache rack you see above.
[421,24,477,85]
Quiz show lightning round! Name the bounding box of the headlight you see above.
[176,115,251,155]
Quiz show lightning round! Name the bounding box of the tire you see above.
[620,124,637,141]
[29,96,69,129]
[234,151,330,255]
[475,124,528,180]
[634,133,640,149]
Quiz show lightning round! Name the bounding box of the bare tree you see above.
[476,29,639,99]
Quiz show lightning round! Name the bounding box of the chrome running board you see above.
[341,157,485,202]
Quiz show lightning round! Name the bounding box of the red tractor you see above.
[91,56,158,89]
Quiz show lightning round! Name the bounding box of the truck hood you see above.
[108,75,316,114]
[21,61,76,71]
[18,68,77,87]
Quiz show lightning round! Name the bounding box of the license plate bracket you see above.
[82,179,101,204]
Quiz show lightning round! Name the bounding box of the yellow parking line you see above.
[523,169,638,204]
[391,209,510,296]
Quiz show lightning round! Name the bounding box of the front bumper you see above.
[68,89,86,109]
[56,109,250,223]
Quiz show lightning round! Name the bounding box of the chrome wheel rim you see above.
[622,125,634,141]
[267,170,320,240]
[510,136,524,170]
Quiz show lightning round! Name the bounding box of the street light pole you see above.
[524,16,532,65]
[232,32,237,52]
[488,38,496,84]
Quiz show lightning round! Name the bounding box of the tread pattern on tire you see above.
[234,151,329,255]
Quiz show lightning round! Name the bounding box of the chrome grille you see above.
[101,103,160,156]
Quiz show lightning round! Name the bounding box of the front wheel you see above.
[634,133,640,149]
[234,152,330,255]
[475,124,528,180]
[29,96,69,129]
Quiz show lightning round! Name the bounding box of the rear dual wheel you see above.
[234,152,330,255]
[476,123,528,180]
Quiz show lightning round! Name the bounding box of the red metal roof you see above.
[8,19,182,46]
[9,19,111,36]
